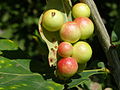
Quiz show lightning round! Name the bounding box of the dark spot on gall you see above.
[49,58,53,62]
[51,48,56,56]
[55,46,58,49]
[51,48,55,52]
[51,12,56,17]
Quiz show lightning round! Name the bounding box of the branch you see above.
[81,0,120,89]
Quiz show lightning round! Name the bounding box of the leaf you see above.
[67,69,106,89]
[0,39,18,51]
[38,0,72,67]
[0,51,3,55]
[111,20,120,45]
[67,77,89,89]
[0,56,64,90]
[80,69,105,78]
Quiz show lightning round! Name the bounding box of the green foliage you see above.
[0,39,108,90]
[0,39,18,50]
[111,20,120,45]
[0,56,64,90]
[0,0,46,57]
[68,69,105,89]
[0,0,119,89]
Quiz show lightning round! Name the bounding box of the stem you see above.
[83,68,110,73]
[61,0,69,22]
[76,86,83,90]
[81,0,120,89]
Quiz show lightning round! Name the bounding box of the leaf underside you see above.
[38,0,72,67]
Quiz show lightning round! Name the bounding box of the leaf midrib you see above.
[0,72,40,76]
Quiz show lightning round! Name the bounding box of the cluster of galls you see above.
[41,3,94,80]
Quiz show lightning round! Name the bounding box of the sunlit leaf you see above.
[0,57,64,90]
[0,39,18,51]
